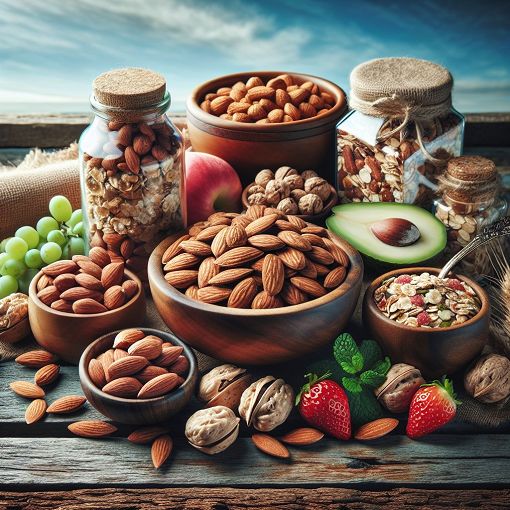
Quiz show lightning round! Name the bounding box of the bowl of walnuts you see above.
[242,166,337,223]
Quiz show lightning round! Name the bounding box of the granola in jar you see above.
[374,272,481,328]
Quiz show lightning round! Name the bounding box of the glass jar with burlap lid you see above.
[337,57,464,205]
[434,155,507,277]
[79,67,185,280]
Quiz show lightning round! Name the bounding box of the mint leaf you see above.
[372,356,391,376]
[340,361,357,374]
[333,333,362,371]
[342,376,362,394]
[347,388,384,427]
[360,369,387,387]
[358,340,382,370]
[352,352,364,372]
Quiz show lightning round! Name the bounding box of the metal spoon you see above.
[438,216,510,279]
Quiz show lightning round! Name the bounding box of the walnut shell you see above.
[255,169,274,188]
[277,197,298,215]
[248,184,265,195]
[301,170,318,181]
[247,192,266,205]
[304,176,331,201]
[265,179,290,205]
[0,293,28,331]
[464,354,510,404]
[298,193,323,215]
[274,166,298,181]
[283,174,304,191]
[375,363,425,413]
[290,189,307,202]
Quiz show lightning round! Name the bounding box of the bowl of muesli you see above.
[363,267,490,377]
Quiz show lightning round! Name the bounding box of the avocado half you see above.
[326,203,447,268]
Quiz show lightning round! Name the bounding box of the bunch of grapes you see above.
[0,196,85,298]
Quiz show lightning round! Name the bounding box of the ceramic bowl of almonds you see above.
[363,267,490,377]
[79,328,197,425]
[148,205,363,365]
[242,167,338,224]
[28,249,146,364]
[186,71,347,184]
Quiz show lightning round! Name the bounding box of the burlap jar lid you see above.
[447,155,496,182]
[93,67,166,109]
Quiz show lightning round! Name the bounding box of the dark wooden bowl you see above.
[79,328,198,425]
[242,182,338,225]
[28,270,146,365]
[148,230,363,365]
[0,317,31,344]
[186,71,347,186]
[363,267,490,378]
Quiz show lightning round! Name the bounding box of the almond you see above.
[164,270,199,289]
[354,418,399,440]
[37,285,60,306]
[138,373,180,399]
[16,350,57,368]
[42,260,78,277]
[210,96,233,115]
[68,420,117,438]
[251,291,283,309]
[138,122,156,142]
[214,247,263,268]
[322,238,350,266]
[153,345,183,367]
[136,365,168,384]
[107,355,148,381]
[162,234,191,263]
[245,76,264,89]
[321,91,335,105]
[300,258,318,279]
[245,204,265,220]
[77,259,103,280]
[88,358,107,388]
[301,233,326,248]
[246,86,274,101]
[308,94,324,109]
[53,273,77,292]
[34,364,60,386]
[73,298,108,314]
[151,434,173,469]
[245,214,278,237]
[152,144,169,161]
[258,98,278,112]
[225,224,248,248]
[284,102,301,121]
[313,261,330,276]
[227,277,258,308]
[113,329,145,349]
[25,399,47,424]
[128,336,163,360]
[278,247,306,271]
[287,215,307,230]
[232,112,250,123]
[169,355,189,377]
[262,254,284,296]
[164,252,201,272]
[299,102,317,119]
[98,349,115,372]
[208,268,253,285]
[122,279,139,299]
[227,101,250,115]
[102,377,143,398]
[47,395,87,414]
[37,274,53,291]
[277,231,312,251]
[103,285,126,310]
[267,77,287,90]
[247,103,266,121]
[75,272,103,291]
[275,220,300,234]
[117,124,132,146]
[308,246,335,265]
[124,146,140,173]
[101,262,125,289]
[210,226,229,258]
[128,426,168,444]
[247,234,286,251]
[133,134,152,155]
[275,88,291,108]
[10,381,45,399]
[280,427,324,445]
[60,287,103,302]
[185,285,199,300]
[120,238,135,259]
[197,257,220,288]
[195,225,227,242]
[280,282,307,306]
[252,433,289,458]
[290,276,326,298]
[179,240,212,257]
[88,246,111,268]
[114,348,129,361]
[197,286,232,304]
[103,232,124,250]
[289,88,310,106]
[324,266,347,289]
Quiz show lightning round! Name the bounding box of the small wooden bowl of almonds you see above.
[79,328,197,425]
[148,206,363,365]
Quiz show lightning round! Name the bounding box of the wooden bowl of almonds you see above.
[148,206,363,365]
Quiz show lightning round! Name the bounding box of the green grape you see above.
[36,216,59,239]
[0,237,12,253]
[19,268,38,294]
[5,237,28,260]
[2,258,26,278]
[49,195,72,222]
[67,209,83,228]
[72,222,84,237]
[0,252,9,269]
[25,249,43,269]
[15,226,39,249]
[68,237,85,256]
[47,229,66,246]
[61,242,70,260]
[0,275,18,298]
[40,242,62,264]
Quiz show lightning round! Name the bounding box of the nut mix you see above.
[374,272,481,328]
[247,167,333,215]
[200,74,336,124]
[88,329,188,398]
[0,292,28,330]
[161,206,350,308]
[35,252,139,314]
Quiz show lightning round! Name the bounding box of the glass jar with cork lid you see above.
[337,57,464,205]
[79,68,185,280]
[434,155,507,276]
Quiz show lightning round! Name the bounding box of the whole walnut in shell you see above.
[274,166,298,181]
[464,354,510,404]
[304,176,331,201]
[248,184,265,195]
[298,193,323,215]
[375,363,425,413]
[277,197,299,215]
[265,179,290,205]
[255,169,274,187]
[291,188,307,202]
[301,170,318,181]
[283,174,304,191]
[248,192,266,205]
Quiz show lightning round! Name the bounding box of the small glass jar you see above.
[79,68,185,279]
[337,58,464,206]
[434,155,507,276]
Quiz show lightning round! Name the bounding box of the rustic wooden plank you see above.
[1,487,509,510]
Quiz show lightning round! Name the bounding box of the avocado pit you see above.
[370,218,421,247]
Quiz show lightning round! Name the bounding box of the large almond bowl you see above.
[148,231,363,365]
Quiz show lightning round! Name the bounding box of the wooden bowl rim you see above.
[29,269,143,318]
[79,327,197,404]
[0,316,30,344]
[186,70,347,132]
[241,182,338,219]
[149,227,364,317]
[365,266,490,333]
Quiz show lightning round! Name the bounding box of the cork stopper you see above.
[93,68,166,109]
[446,155,496,182]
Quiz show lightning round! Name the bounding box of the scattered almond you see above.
[354,418,399,440]
[34,364,60,386]
[10,381,45,399]
[280,427,324,445]
[128,426,168,444]
[252,433,290,458]
[151,434,173,469]
[47,395,87,414]
[68,420,117,438]
[25,399,47,424]
[15,350,57,368]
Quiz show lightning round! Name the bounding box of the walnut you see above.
[304,176,331,201]
[248,184,265,196]
[248,192,266,205]
[464,354,510,404]
[274,166,298,181]
[283,174,304,191]
[255,169,274,188]
[265,179,290,205]
[0,293,28,331]
[277,197,298,215]
[301,169,318,181]
[291,188,307,202]
[298,193,323,215]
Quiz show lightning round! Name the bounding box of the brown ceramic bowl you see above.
[186,71,347,186]
[28,270,146,364]
[79,328,198,425]
[363,267,490,378]
[148,230,363,365]
[242,182,338,225]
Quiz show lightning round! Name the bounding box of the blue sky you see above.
[0,0,509,113]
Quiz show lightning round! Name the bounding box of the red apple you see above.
[185,151,242,225]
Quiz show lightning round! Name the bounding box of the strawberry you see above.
[296,372,351,440]
[406,377,460,438]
